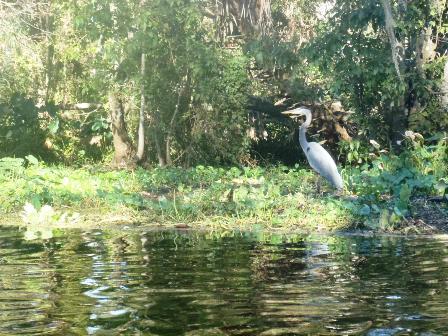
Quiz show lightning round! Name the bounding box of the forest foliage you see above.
[1,0,447,166]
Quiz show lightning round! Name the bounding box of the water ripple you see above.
[1,227,448,335]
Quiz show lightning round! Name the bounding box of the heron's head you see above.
[281,107,311,119]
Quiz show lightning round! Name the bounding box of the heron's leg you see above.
[334,188,344,197]
[315,176,322,195]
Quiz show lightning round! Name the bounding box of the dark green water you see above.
[1,226,448,335]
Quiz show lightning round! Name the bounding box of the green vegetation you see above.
[344,133,448,230]
[0,156,352,231]
[0,0,447,232]
[1,131,446,232]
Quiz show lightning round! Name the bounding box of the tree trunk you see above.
[152,111,167,167]
[44,3,54,105]
[380,0,403,82]
[442,59,448,111]
[165,72,189,166]
[108,93,135,167]
[390,106,408,148]
[154,131,167,167]
[380,0,434,149]
[136,53,146,163]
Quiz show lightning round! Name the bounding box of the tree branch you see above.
[58,103,102,111]
[380,0,404,82]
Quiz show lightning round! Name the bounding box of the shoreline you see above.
[1,203,446,236]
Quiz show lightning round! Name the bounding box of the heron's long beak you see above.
[281,110,296,116]
[281,107,309,117]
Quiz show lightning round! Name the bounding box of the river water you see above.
[0,226,447,335]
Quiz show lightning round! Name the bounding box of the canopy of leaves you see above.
[0,0,446,165]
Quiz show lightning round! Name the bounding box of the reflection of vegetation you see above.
[1,228,448,335]
[0,228,94,334]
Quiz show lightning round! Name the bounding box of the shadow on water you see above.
[0,226,448,335]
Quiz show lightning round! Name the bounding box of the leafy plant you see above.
[347,133,447,229]
[338,140,371,166]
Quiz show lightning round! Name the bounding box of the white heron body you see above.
[302,141,343,190]
[283,107,343,190]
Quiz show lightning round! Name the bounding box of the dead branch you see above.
[58,103,102,111]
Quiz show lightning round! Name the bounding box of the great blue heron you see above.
[282,107,343,191]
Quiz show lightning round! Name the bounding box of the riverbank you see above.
[0,162,354,232]
[1,157,446,233]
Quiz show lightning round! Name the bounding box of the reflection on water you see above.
[0,226,448,335]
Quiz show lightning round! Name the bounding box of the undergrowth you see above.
[342,132,447,230]
[0,133,446,232]
[0,159,352,231]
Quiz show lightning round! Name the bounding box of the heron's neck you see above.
[299,126,308,151]
[298,110,312,151]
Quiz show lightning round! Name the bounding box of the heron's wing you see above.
[304,142,343,189]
